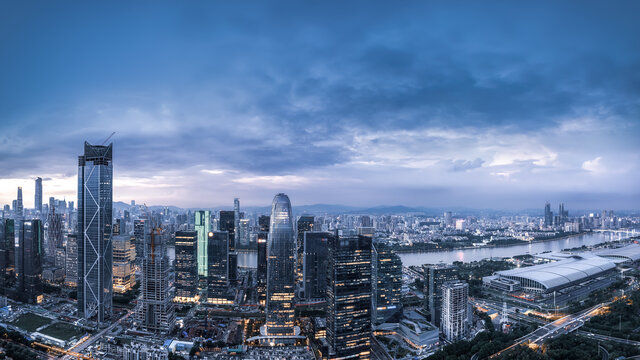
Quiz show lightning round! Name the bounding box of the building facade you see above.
[112,235,135,294]
[207,231,233,304]
[423,263,459,327]
[34,177,43,214]
[17,220,44,304]
[372,243,403,325]
[77,141,113,323]
[65,234,78,288]
[264,193,296,340]
[327,234,372,360]
[174,230,198,303]
[302,231,330,301]
[441,281,469,341]
[194,210,211,281]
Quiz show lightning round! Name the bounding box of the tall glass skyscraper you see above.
[207,231,233,304]
[194,210,211,279]
[77,141,113,324]
[17,219,43,304]
[16,187,23,218]
[174,230,198,303]
[264,193,296,340]
[34,177,42,214]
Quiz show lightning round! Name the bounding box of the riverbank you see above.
[391,231,587,254]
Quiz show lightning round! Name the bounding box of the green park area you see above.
[40,322,86,341]
[11,313,52,332]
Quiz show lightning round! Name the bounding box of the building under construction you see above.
[135,223,175,334]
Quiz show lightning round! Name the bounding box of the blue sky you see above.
[1,1,639,209]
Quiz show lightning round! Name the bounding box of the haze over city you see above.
[1,1,639,209]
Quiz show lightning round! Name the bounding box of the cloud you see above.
[447,158,485,172]
[582,156,604,173]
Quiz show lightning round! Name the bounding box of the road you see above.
[370,336,392,360]
[490,303,608,358]
[64,308,135,359]
[577,330,640,346]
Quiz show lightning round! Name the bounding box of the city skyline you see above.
[1,2,639,209]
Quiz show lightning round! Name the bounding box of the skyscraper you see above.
[296,215,314,297]
[194,210,211,282]
[77,142,113,324]
[441,281,469,341]
[137,227,175,333]
[234,198,240,247]
[372,243,403,325]
[1,219,15,280]
[327,234,372,360]
[0,220,10,293]
[133,219,147,264]
[257,215,269,306]
[238,218,250,248]
[219,210,235,246]
[46,206,63,264]
[263,193,296,342]
[112,235,135,294]
[34,177,43,214]
[220,210,237,284]
[207,231,233,304]
[65,234,78,288]
[174,230,198,303]
[544,202,553,227]
[16,220,43,304]
[302,231,330,301]
[16,187,23,218]
[423,263,459,326]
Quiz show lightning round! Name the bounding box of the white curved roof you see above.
[596,244,640,262]
[496,256,616,291]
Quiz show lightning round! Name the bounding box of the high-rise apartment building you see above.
[112,235,135,294]
[65,234,78,288]
[194,210,211,282]
[207,231,233,304]
[302,231,330,301]
[137,228,175,333]
[174,230,198,303]
[372,243,403,325]
[264,193,296,342]
[296,215,314,298]
[423,263,459,326]
[441,281,469,341]
[77,141,113,323]
[34,177,43,214]
[16,220,43,304]
[327,234,372,360]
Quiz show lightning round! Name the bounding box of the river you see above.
[166,231,634,268]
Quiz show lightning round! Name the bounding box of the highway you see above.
[490,303,608,358]
[577,330,640,346]
[63,308,136,359]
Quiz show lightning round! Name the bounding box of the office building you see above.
[112,235,135,294]
[296,215,314,297]
[134,219,147,263]
[423,263,459,326]
[46,208,63,264]
[238,218,250,248]
[234,198,240,248]
[302,231,330,301]
[219,210,235,248]
[65,234,78,288]
[327,234,372,360]
[228,252,238,285]
[16,220,44,304]
[372,243,403,325]
[1,219,15,278]
[137,228,175,333]
[16,187,23,218]
[257,215,269,306]
[34,177,42,214]
[219,210,237,284]
[263,193,297,342]
[174,230,198,303]
[194,210,211,283]
[441,281,469,341]
[544,202,553,227]
[207,231,233,304]
[77,141,113,323]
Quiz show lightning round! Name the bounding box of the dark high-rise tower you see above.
[16,220,43,304]
[220,209,237,284]
[16,187,23,218]
[327,234,372,360]
[219,211,235,247]
[34,177,42,214]
[0,219,15,281]
[372,243,403,324]
[264,193,296,341]
[207,231,233,304]
[77,141,113,323]
[234,198,240,248]
[423,263,459,326]
[257,215,270,306]
[174,230,198,303]
[296,215,314,297]
[302,231,330,301]
[544,202,553,227]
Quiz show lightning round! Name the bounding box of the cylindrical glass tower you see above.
[265,193,296,338]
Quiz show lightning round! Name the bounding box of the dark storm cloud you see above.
[0,1,639,207]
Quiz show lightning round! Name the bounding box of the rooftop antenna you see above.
[101,131,116,145]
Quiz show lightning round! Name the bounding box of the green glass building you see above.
[195,210,211,278]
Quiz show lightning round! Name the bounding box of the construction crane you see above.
[101,131,116,145]
[33,342,93,359]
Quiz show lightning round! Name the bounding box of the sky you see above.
[1,1,639,210]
